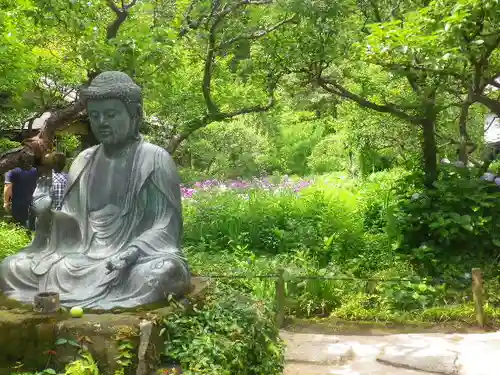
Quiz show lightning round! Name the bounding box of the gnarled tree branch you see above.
[106,0,137,40]
[218,14,297,50]
[168,0,289,153]
[167,72,279,154]
[318,76,423,125]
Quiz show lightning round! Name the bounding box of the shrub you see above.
[0,138,21,154]
[307,134,350,174]
[392,167,500,278]
[162,284,284,375]
[0,221,29,260]
[181,173,412,317]
[183,180,370,267]
[356,168,409,233]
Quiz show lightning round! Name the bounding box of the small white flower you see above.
[482,172,496,182]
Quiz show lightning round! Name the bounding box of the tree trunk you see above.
[0,100,85,175]
[421,113,438,188]
[458,99,472,164]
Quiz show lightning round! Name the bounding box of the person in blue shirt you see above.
[3,166,38,230]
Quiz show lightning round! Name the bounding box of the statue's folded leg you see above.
[90,256,191,310]
[0,253,39,303]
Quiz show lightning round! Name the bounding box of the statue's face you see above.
[87,98,135,146]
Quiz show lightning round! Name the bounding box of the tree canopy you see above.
[0,0,499,184]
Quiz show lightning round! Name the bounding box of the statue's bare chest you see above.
[88,150,136,211]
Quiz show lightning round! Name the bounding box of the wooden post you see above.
[472,268,486,328]
[275,269,285,328]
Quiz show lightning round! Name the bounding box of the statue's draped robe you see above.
[0,141,190,309]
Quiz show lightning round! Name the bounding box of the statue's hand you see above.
[32,176,53,215]
[32,195,52,215]
[105,247,140,274]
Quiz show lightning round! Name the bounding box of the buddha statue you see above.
[0,71,191,310]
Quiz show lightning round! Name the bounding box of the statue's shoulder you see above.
[76,146,99,161]
[67,146,99,178]
[138,142,173,161]
[138,142,179,182]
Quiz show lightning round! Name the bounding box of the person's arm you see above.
[3,171,13,210]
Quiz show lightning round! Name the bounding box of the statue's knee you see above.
[148,259,190,296]
[0,253,34,276]
[0,255,14,274]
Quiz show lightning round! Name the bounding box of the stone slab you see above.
[456,337,500,375]
[282,330,500,375]
[281,331,354,365]
[283,363,338,375]
[284,361,435,375]
[376,344,459,374]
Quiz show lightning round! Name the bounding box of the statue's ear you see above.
[136,103,143,118]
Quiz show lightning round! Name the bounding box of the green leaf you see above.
[55,338,68,345]
[119,342,134,350]
[67,340,81,348]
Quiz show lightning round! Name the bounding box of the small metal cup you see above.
[33,291,60,314]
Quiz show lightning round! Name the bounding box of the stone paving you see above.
[281,330,500,375]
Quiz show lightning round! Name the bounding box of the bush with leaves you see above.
[392,167,500,278]
[183,181,369,267]
[162,284,284,375]
[0,138,21,154]
[0,221,30,260]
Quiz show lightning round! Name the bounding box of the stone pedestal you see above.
[0,277,209,375]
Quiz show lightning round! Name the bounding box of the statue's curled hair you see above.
[80,71,143,138]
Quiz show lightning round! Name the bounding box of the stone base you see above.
[0,277,210,375]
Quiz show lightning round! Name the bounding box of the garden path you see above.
[281,330,500,375]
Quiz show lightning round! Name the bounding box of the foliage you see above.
[177,118,275,179]
[183,176,364,265]
[63,352,99,375]
[0,138,21,154]
[0,221,30,259]
[56,135,81,157]
[393,167,500,277]
[0,169,497,323]
[3,0,499,182]
[180,171,475,317]
[307,133,350,174]
[114,341,134,372]
[162,285,284,375]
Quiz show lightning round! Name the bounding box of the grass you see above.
[0,220,30,258]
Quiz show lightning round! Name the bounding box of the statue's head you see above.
[80,71,142,146]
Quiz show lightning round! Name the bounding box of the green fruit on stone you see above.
[70,306,84,318]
